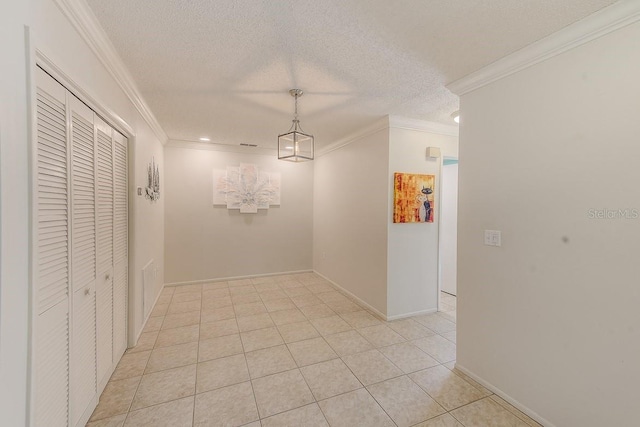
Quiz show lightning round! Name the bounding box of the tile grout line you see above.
[363,385,401,426]
[191,286,204,427]
[118,288,176,425]
[235,293,261,426]
[293,346,332,426]
[251,278,302,423]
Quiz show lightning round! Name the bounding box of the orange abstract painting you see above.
[393,172,435,223]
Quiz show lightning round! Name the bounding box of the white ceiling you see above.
[85,0,616,149]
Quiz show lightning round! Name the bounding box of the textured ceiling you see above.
[85,0,616,148]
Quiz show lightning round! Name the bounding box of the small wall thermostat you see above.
[426,147,441,159]
[484,230,502,247]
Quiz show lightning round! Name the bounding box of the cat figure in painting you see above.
[416,186,433,222]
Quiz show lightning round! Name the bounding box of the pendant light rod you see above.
[290,89,303,132]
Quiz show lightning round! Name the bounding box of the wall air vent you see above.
[240,143,258,147]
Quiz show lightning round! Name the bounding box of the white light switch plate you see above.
[484,230,502,247]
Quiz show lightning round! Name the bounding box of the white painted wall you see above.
[440,162,458,295]
[130,123,165,338]
[387,126,458,318]
[0,1,165,423]
[457,20,640,427]
[164,144,313,283]
[313,129,390,316]
[1,3,31,425]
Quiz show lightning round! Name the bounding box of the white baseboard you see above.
[386,307,437,321]
[312,270,388,321]
[311,270,440,321]
[454,363,554,427]
[164,269,314,287]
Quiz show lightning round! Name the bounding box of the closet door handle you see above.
[105,273,111,281]
[84,288,90,296]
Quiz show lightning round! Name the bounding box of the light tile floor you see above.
[87,274,542,427]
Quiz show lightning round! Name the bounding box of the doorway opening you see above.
[438,157,458,317]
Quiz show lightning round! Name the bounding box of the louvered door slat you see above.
[96,274,113,387]
[38,152,67,168]
[38,144,66,161]
[69,96,98,427]
[39,175,67,187]
[36,113,66,135]
[38,240,66,257]
[38,221,66,234]
[38,280,68,316]
[36,84,69,315]
[71,109,96,293]
[35,302,69,427]
[96,128,113,274]
[37,105,66,122]
[71,286,96,426]
[39,164,67,175]
[37,99,66,120]
[95,121,114,386]
[39,195,67,205]
[36,110,66,135]
[39,193,67,204]
[37,116,66,138]
[39,256,68,275]
[34,67,70,427]
[38,130,67,148]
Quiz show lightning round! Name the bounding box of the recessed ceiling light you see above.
[199,137,210,142]
[451,111,460,124]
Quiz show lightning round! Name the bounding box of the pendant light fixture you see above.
[278,89,314,162]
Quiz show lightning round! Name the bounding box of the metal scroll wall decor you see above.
[146,156,160,201]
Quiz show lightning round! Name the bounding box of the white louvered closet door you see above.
[95,117,114,389]
[33,67,129,427]
[34,67,70,427]
[69,95,98,426]
[113,131,128,360]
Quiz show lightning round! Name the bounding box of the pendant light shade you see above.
[278,89,314,162]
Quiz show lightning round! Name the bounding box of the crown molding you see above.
[388,116,459,137]
[316,115,459,158]
[447,0,640,96]
[53,0,168,144]
[315,117,390,157]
